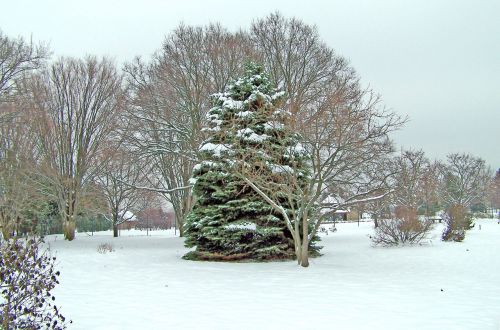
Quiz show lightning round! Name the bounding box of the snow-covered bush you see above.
[442,204,473,242]
[371,206,434,246]
[0,237,70,329]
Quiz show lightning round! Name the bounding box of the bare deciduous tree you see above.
[235,102,398,266]
[96,149,143,237]
[439,153,492,208]
[0,102,36,238]
[0,31,49,237]
[369,150,437,246]
[437,153,491,241]
[252,13,405,209]
[27,56,123,240]
[488,169,500,213]
[420,161,440,218]
[391,150,432,211]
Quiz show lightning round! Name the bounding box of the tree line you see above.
[0,13,498,250]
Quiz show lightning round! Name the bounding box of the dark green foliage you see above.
[76,214,112,233]
[184,63,317,261]
[470,202,487,213]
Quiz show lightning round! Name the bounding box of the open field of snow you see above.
[48,219,500,330]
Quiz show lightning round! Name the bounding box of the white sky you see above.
[2,0,499,169]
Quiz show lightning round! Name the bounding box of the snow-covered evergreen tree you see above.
[184,63,318,261]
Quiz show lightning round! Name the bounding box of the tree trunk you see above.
[63,220,76,241]
[178,196,193,238]
[299,238,309,267]
[178,216,184,237]
[374,214,379,228]
[295,241,302,265]
[113,213,119,237]
[63,191,77,240]
[299,216,309,267]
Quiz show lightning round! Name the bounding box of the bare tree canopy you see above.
[251,12,345,117]
[391,149,432,210]
[27,56,123,240]
[0,101,40,238]
[439,153,492,208]
[0,30,49,102]
[489,169,500,210]
[252,13,405,215]
[96,148,144,237]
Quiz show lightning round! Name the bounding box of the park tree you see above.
[0,31,49,237]
[0,102,37,238]
[439,153,492,241]
[419,161,441,217]
[370,150,435,246]
[184,64,317,261]
[439,153,491,208]
[95,148,143,237]
[251,13,404,221]
[27,56,124,240]
[488,169,500,213]
[391,150,432,211]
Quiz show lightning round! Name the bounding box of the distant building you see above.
[117,218,138,230]
[136,208,176,230]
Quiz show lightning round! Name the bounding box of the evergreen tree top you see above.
[204,62,287,135]
[227,62,273,98]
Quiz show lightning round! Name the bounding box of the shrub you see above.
[442,204,474,242]
[0,237,70,329]
[371,206,434,246]
[97,243,114,254]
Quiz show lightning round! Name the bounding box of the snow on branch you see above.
[117,179,192,194]
[319,190,393,216]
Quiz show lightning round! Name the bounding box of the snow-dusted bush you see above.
[97,242,114,254]
[371,207,434,246]
[0,237,70,329]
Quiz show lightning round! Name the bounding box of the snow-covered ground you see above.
[48,220,500,330]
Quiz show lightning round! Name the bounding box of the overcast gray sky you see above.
[2,0,499,169]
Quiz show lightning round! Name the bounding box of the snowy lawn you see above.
[49,220,500,330]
